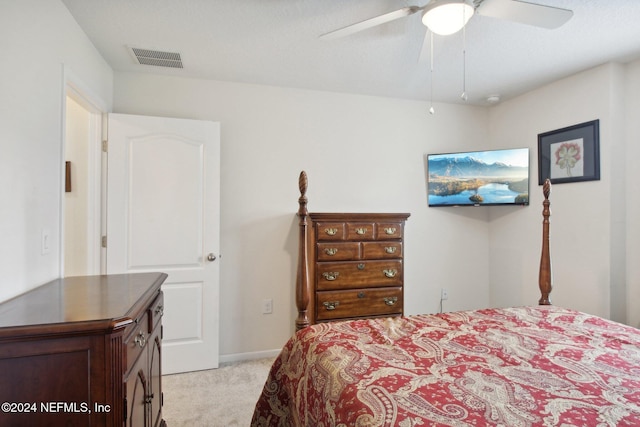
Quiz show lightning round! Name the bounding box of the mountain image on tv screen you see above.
[427,148,529,206]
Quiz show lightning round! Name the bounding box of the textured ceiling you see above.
[61,0,640,106]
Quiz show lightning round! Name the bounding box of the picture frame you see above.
[537,119,600,185]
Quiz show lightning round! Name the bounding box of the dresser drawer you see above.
[124,311,149,374]
[316,222,346,241]
[148,291,164,333]
[316,260,402,290]
[362,241,402,259]
[346,222,375,240]
[317,242,360,261]
[375,222,404,239]
[316,287,403,321]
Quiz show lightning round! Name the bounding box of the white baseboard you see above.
[219,349,281,364]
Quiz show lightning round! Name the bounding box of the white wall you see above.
[488,62,638,323]
[0,0,113,301]
[625,59,640,328]
[113,73,492,356]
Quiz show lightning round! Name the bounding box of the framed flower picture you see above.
[537,119,600,185]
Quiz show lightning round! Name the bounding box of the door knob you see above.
[207,253,217,262]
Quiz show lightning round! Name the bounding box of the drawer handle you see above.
[324,228,338,236]
[384,297,398,306]
[384,227,397,235]
[324,248,338,256]
[134,331,147,348]
[357,292,366,299]
[155,304,164,316]
[383,269,398,278]
[322,272,340,281]
[355,227,367,235]
[323,301,340,311]
[384,246,397,254]
[357,263,365,270]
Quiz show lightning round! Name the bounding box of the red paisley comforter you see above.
[251,306,640,426]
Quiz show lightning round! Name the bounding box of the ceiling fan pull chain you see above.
[429,31,435,115]
[461,14,468,102]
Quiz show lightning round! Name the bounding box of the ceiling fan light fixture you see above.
[422,0,475,36]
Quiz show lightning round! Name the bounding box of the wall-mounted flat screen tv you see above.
[427,148,529,207]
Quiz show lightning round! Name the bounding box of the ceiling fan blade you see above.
[320,6,424,40]
[477,0,573,29]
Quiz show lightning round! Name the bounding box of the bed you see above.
[251,173,640,427]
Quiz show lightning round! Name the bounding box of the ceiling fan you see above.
[320,0,573,40]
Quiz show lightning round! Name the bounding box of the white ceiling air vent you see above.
[128,47,183,69]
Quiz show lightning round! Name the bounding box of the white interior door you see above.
[106,113,220,374]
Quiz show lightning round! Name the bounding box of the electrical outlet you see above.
[440,288,449,300]
[262,299,273,314]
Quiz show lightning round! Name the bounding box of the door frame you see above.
[61,66,109,276]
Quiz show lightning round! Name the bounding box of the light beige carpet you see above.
[162,357,275,427]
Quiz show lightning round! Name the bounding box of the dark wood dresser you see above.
[310,212,410,324]
[0,272,167,427]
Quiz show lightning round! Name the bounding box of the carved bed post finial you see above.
[296,171,310,330]
[298,171,308,201]
[539,179,552,305]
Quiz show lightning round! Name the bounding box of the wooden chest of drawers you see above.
[310,213,410,323]
[0,273,167,427]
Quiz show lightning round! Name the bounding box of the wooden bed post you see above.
[295,171,310,330]
[539,179,552,305]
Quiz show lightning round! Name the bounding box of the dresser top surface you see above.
[0,272,166,334]
[309,212,410,221]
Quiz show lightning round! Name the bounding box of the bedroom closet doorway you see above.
[105,113,221,375]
